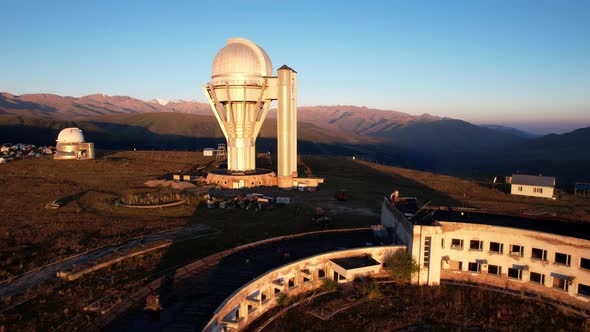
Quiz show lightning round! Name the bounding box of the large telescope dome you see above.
[211,38,272,84]
[57,128,85,143]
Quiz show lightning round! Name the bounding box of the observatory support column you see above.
[277,65,297,189]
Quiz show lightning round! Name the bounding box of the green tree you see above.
[383,249,420,283]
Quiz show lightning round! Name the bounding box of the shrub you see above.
[277,293,292,307]
[320,278,338,292]
[383,249,420,283]
[359,277,381,299]
[121,190,183,206]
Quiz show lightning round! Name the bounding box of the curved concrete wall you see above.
[203,245,406,332]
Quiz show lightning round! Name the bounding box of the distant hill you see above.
[2,92,589,183]
[277,105,526,153]
[464,126,590,183]
[0,92,211,118]
[0,113,368,156]
[513,126,590,160]
[479,124,540,139]
[272,105,441,136]
[1,92,528,152]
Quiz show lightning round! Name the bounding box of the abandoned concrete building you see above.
[381,195,590,305]
[203,245,404,331]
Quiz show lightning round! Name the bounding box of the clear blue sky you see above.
[1,0,589,134]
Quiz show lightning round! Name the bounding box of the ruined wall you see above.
[381,198,413,247]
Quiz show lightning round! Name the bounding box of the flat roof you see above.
[412,206,590,241]
[330,255,380,270]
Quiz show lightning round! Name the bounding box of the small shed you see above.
[203,148,215,157]
[510,174,555,199]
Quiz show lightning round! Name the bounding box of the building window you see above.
[518,186,523,192]
[581,257,590,270]
[441,238,445,249]
[303,276,311,283]
[488,264,501,276]
[489,242,503,254]
[508,268,523,280]
[333,271,345,281]
[261,290,268,302]
[530,272,545,285]
[468,262,481,273]
[318,269,326,279]
[288,277,296,289]
[531,248,547,261]
[553,276,569,292]
[533,187,544,193]
[469,240,483,251]
[510,244,524,256]
[451,239,464,250]
[555,252,571,266]
[423,237,431,268]
[578,284,590,297]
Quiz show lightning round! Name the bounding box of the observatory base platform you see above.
[206,169,325,190]
[206,169,277,189]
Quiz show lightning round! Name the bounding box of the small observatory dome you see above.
[211,38,272,84]
[57,128,85,143]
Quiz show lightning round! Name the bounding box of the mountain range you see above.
[1,92,588,184]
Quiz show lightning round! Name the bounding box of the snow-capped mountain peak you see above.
[150,98,169,106]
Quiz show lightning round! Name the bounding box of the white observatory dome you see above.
[57,128,85,143]
[211,38,272,84]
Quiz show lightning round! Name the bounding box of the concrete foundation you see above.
[206,169,277,189]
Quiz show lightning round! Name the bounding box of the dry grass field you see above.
[357,159,590,221]
[0,151,205,278]
[1,151,588,331]
[2,152,588,279]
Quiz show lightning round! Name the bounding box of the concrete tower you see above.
[277,65,298,188]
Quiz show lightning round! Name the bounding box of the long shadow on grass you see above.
[143,157,464,330]
[127,227,378,331]
[303,156,462,207]
[57,190,88,206]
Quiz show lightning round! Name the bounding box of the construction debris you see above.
[83,294,122,315]
[312,207,331,228]
[145,293,164,311]
[45,201,63,209]
[205,193,288,210]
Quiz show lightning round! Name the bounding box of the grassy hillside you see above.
[0,113,367,153]
[1,152,588,331]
